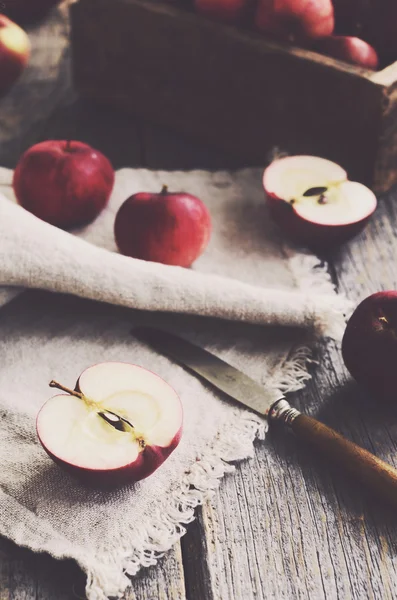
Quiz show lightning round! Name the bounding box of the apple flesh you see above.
[314,36,379,69]
[2,0,61,23]
[13,140,115,229]
[342,292,397,402]
[194,0,253,24]
[263,155,377,251]
[255,0,334,42]
[114,185,212,267]
[37,362,183,486]
[0,14,30,96]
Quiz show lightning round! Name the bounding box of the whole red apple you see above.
[37,362,183,487]
[0,14,30,96]
[263,155,377,251]
[332,0,397,63]
[194,0,253,24]
[314,36,379,69]
[255,0,334,42]
[114,185,212,267]
[342,292,397,402]
[13,140,115,229]
[2,0,61,23]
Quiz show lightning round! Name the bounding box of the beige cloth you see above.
[0,166,349,600]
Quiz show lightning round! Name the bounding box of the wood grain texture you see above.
[176,192,397,600]
[292,413,397,510]
[71,0,397,192]
[3,3,397,600]
[0,4,71,168]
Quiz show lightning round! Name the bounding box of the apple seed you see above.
[303,186,329,197]
[49,380,137,435]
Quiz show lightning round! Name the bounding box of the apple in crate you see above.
[314,36,379,69]
[263,156,377,250]
[0,14,30,96]
[37,363,183,486]
[255,0,334,42]
[13,140,115,229]
[342,292,397,402]
[115,185,212,267]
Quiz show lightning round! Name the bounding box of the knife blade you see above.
[134,326,284,414]
[134,326,397,509]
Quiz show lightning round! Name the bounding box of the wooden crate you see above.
[71,0,397,193]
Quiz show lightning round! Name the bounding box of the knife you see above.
[134,326,397,508]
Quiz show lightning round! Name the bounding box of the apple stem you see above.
[161,185,168,195]
[65,140,73,152]
[49,380,83,399]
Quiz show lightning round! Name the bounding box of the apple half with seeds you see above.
[263,156,377,250]
[37,362,183,487]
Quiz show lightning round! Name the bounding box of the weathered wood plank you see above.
[0,8,186,600]
[0,536,186,600]
[71,0,396,192]
[0,537,86,600]
[0,2,142,170]
[128,545,186,600]
[0,4,71,168]
[177,189,397,600]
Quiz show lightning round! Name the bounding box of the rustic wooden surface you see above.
[71,0,397,193]
[2,5,397,600]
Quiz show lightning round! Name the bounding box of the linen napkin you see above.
[0,166,350,600]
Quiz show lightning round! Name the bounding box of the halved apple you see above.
[37,362,183,487]
[263,155,377,251]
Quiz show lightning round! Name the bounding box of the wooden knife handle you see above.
[268,399,397,508]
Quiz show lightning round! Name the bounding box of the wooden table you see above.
[2,6,397,599]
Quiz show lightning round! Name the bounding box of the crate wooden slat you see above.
[71,0,397,193]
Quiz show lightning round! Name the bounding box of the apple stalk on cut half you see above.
[263,156,377,250]
[36,363,183,487]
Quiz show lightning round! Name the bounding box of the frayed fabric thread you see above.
[79,242,345,600]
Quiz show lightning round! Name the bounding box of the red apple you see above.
[263,155,377,250]
[13,140,115,229]
[314,36,379,69]
[194,0,253,24]
[0,14,30,95]
[3,0,61,23]
[37,362,183,486]
[362,1,397,63]
[255,0,334,42]
[114,185,212,267]
[342,292,397,402]
[332,0,397,63]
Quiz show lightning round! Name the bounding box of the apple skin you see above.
[37,364,183,487]
[114,186,212,267]
[194,0,253,24]
[39,427,183,488]
[13,140,115,229]
[2,0,61,23]
[266,193,372,252]
[255,0,334,42]
[332,0,397,63]
[314,36,379,70]
[0,14,30,96]
[342,292,397,402]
